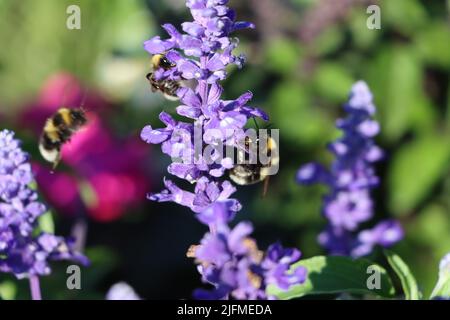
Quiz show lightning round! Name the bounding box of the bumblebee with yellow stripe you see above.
[151,54,175,70]
[39,108,87,169]
[146,53,181,101]
[229,134,279,197]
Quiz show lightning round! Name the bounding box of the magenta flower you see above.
[20,73,151,222]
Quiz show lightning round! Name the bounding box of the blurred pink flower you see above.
[20,72,106,134]
[21,72,152,222]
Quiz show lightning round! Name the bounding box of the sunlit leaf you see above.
[385,250,421,300]
[267,256,396,299]
[415,22,450,69]
[38,210,55,234]
[0,281,17,300]
[388,134,450,214]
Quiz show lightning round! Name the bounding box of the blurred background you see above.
[0,0,449,299]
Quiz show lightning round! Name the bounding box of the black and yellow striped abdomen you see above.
[39,108,87,167]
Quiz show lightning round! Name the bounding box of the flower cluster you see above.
[0,129,87,278]
[189,202,306,300]
[141,0,268,213]
[296,81,403,257]
[141,1,306,300]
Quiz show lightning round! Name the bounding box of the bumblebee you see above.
[229,135,279,196]
[39,108,87,168]
[146,53,181,101]
[151,54,175,70]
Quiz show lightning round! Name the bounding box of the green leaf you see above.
[410,205,450,246]
[311,27,345,56]
[384,0,428,36]
[415,22,450,69]
[38,210,55,234]
[366,46,433,142]
[388,134,450,214]
[264,39,302,74]
[313,63,355,102]
[267,256,396,299]
[430,253,450,299]
[348,10,380,50]
[269,82,332,145]
[384,250,421,300]
[0,281,17,300]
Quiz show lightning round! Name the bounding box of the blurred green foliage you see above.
[0,0,449,299]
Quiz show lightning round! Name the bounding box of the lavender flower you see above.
[0,129,87,279]
[189,202,306,300]
[142,1,305,300]
[141,0,268,213]
[296,81,403,257]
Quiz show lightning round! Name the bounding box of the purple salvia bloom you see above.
[189,202,307,300]
[0,129,88,278]
[296,81,403,257]
[141,0,266,214]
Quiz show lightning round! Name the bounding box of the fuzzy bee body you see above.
[229,136,279,187]
[151,54,175,70]
[39,108,87,168]
[146,72,181,101]
[146,53,181,101]
[229,163,265,186]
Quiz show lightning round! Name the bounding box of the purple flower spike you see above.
[141,0,267,214]
[296,82,403,257]
[141,0,305,301]
[189,205,306,300]
[0,130,88,278]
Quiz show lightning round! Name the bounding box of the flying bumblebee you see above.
[229,134,279,196]
[146,53,181,101]
[39,107,87,169]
